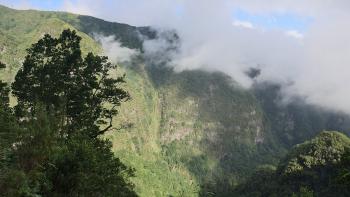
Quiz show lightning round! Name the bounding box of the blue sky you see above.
[0,0,311,32]
[233,9,312,32]
[0,0,63,10]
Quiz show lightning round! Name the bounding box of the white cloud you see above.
[62,0,91,15]
[285,30,304,39]
[94,34,139,63]
[233,20,255,29]
[5,0,350,113]
[27,0,350,114]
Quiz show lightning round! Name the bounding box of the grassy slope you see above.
[0,6,99,81]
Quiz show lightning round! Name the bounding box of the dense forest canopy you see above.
[234,131,350,197]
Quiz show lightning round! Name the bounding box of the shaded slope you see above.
[61,15,155,50]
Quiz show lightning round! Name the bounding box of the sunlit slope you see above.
[0,5,101,82]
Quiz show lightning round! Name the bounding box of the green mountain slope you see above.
[235,131,350,196]
[0,5,101,82]
[1,5,350,196]
[0,5,197,196]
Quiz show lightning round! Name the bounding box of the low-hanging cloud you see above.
[94,34,139,63]
[58,0,350,114]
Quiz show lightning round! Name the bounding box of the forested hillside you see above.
[234,131,350,196]
[1,5,350,196]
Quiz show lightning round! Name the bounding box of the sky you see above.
[0,0,310,33]
[0,0,63,11]
[1,0,350,114]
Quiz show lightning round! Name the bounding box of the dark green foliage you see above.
[42,128,136,196]
[278,131,350,175]
[0,63,18,185]
[234,131,350,197]
[276,131,350,196]
[0,109,137,197]
[0,30,137,196]
[0,62,10,109]
[12,29,129,137]
[336,150,350,190]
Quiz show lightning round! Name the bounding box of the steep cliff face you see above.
[1,5,350,196]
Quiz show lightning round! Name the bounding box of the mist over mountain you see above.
[0,2,350,196]
[51,0,350,115]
